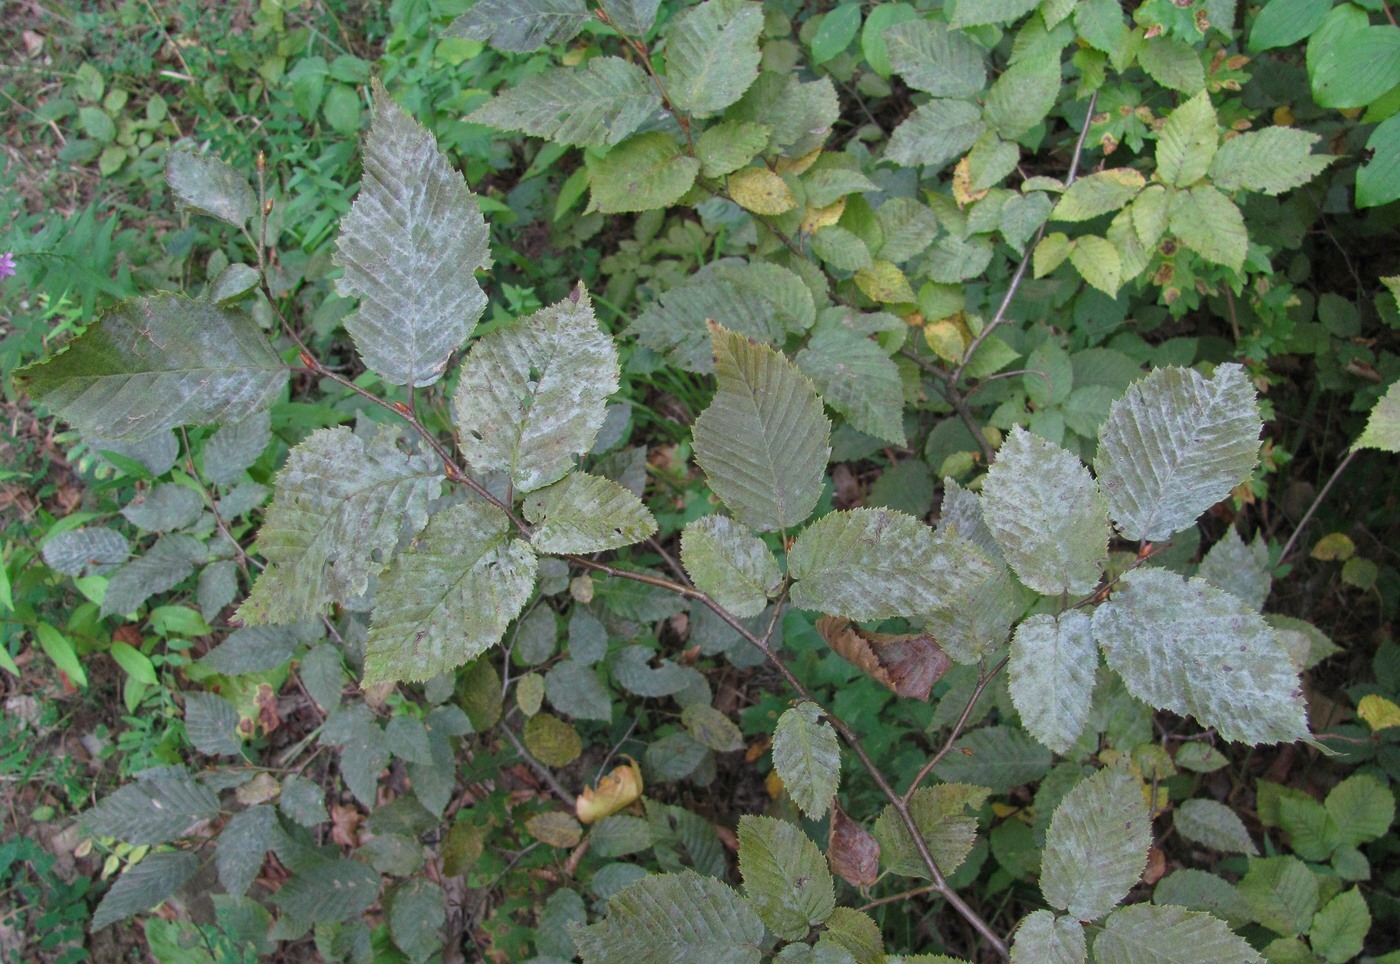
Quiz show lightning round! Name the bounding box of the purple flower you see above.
[0,253,14,280]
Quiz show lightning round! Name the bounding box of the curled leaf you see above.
[817,615,951,700]
[576,758,644,824]
[828,801,880,888]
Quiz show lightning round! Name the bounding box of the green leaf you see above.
[184,691,242,756]
[790,508,993,620]
[1034,231,1072,276]
[238,426,442,624]
[101,534,206,617]
[1175,799,1259,855]
[810,225,874,272]
[587,131,699,213]
[199,622,320,675]
[1009,612,1096,755]
[1156,91,1218,188]
[795,327,905,445]
[322,704,391,806]
[165,152,256,228]
[198,560,239,622]
[280,773,328,826]
[1249,0,1332,52]
[730,73,840,157]
[771,702,840,820]
[202,409,271,484]
[1068,235,1122,296]
[738,816,835,941]
[601,0,660,36]
[812,3,862,64]
[1024,338,1073,408]
[1097,364,1259,542]
[1326,774,1395,847]
[18,294,285,443]
[217,805,280,897]
[873,784,989,880]
[1307,9,1400,109]
[665,0,764,118]
[697,120,771,177]
[680,515,780,618]
[570,870,765,963]
[1310,888,1370,964]
[875,197,942,262]
[524,471,656,553]
[1208,127,1332,196]
[1358,114,1400,209]
[613,645,704,697]
[1197,526,1271,610]
[122,483,203,533]
[273,858,381,924]
[1168,185,1247,272]
[454,289,620,494]
[922,532,1024,663]
[931,724,1052,792]
[468,58,660,148]
[1010,910,1086,964]
[1093,904,1263,963]
[1138,35,1205,93]
[948,0,1040,28]
[364,500,536,684]
[1239,855,1319,936]
[983,426,1109,595]
[1052,169,1146,221]
[683,703,744,752]
[84,768,220,845]
[91,851,199,931]
[446,0,588,51]
[389,879,446,963]
[984,53,1061,139]
[884,19,986,98]
[335,80,489,387]
[42,527,128,575]
[885,99,986,170]
[1040,766,1149,921]
[1092,568,1309,744]
[692,323,829,532]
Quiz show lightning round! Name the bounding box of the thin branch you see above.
[501,721,576,808]
[1279,448,1358,564]
[904,656,1010,802]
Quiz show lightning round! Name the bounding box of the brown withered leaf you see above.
[816,615,951,700]
[828,801,880,889]
[330,803,363,848]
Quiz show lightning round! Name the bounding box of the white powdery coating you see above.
[1009,612,1097,755]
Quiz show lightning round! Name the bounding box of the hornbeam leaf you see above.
[664,0,764,118]
[1093,904,1264,964]
[1009,612,1097,755]
[524,471,657,553]
[1010,910,1087,964]
[827,803,879,888]
[91,851,199,931]
[165,152,256,228]
[101,533,207,617]
[17,294,285,442]
[446,0,588,51]
[1156,91,1218,188]
[982,426,1109,596]
[1092,568,1309,744]
[1355,378,1400,452]
[772,702,840,820]
[238,426,442,624]
[795,327,906,445]
[334,80,490,387]
[570,870,766,962]
[738,815,835,941]
[601,0,661,36]
[453,289,620,494]
[272,858,381,924]
[873,784,989,880]
[468,58,660,148]
[84,768,220,845]
[1208,127,1333,195]
[885,99,985,170]
[1168,185,1247,272]
[884,18,986,98]
[364,500,537,684]
[216,805,280,897]
[692,323,829,532]
[1040,766,1150,921]
[587,131,700,213]
[680,515,781,618]
[1095,364,1261,542]
[42,527,128,576]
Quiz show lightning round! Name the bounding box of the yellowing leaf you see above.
[525,810,583,848]
[775,148,822,175]
[576,758,643,824]
[729,167,796,215]
[951,156,987,206]
[1311,532,1356,561]
[854,260,916,303]
[802,197,846,233]
[1358,694,1400,732]
[924,317,968,363]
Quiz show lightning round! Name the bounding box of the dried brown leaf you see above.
[817,615,951,700]
[828,801,880,888]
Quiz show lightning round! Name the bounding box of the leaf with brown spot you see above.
[525,810,583,848]
[254,682,280,733]
[829,801,880,888]
[330,803,363,848]
[816,615,951,700]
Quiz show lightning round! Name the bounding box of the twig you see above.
[1278,449,1358,564]
[501,722,576,808]
[904,656,1010,802]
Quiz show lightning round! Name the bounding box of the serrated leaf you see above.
[1139,34,1206,93]
[1239,854,1318,936]
[602,0,660,35]
[1052,169,1146,221]
[631,274,785,374]
[772,702,840,820]
[91,851,199,931]
[795,327,905,445]
[931,724,1052,792]
[738,816,835,941]
[198,560,239,622]
[102,533,206,617]
[1009,612,1096,755]
[335,80,488,387]
[680,515,781,618]
[165,152,256,228]
[454,290,619,493]
[1093,568,1308,744]
[665,0,764,118]
[390,879,445,963]
[692,323,829,532]
[885,18,985,97]
[587,131,699,213]
[982,426,1108,595]
[1175,799,1259,855]
[1168,185,1246,272]
[84,768,220,845]
[1095,364,1260,542]
[1156,91,1218,188]
[1010,910,1086,964]
[1326,774,1395,847]
[697,120,770,177]
[42,527,128,576]
[1040,766,1149,921]
[184,691,242,756]
[446,0,588,51]
[299,642,346,712]
[591,815,653,857]
[217,805,279,896]
[1069,235,1122,296]
[364,499,536,684]
[885,99,986,170]
[1310,888,1369,963]
[469,58,659,148]
[680,702,742,753]
[202,409,271,484]
[200,622,319,675]
[547,655,611,720]
[1355,379,1400,452]
[984,53,1061,139]
[18,294,285,443]
[238,426,442,624]
[524,471,656,553]
[1197,527,1270,610]
[874,196,942,262]
[1093,904,1263,964]
[613,645,703,697]
[948,0,1039,27]
[570,870,765,962]
[322,704,391,807]
[273,858,381,923]
[873,784,989,880]
[122,483,203,532]
[1208,127,1332,196]
[728,167,796,215]
[280,773,328,826]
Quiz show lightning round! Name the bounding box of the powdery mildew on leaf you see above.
[737,815,835,941]
[1009,612,1097,755]
[663,0,764,118]
[335,80,490,388]
[1093,903,1264,963]
[468,58,660,148]
[523,471,657,554]
[680,515,781,618]
[453,289,620,494]
[1009,909,1087,964]
[1040,765,1150,921]
[771,702,840,820]
[446,0,589,51]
